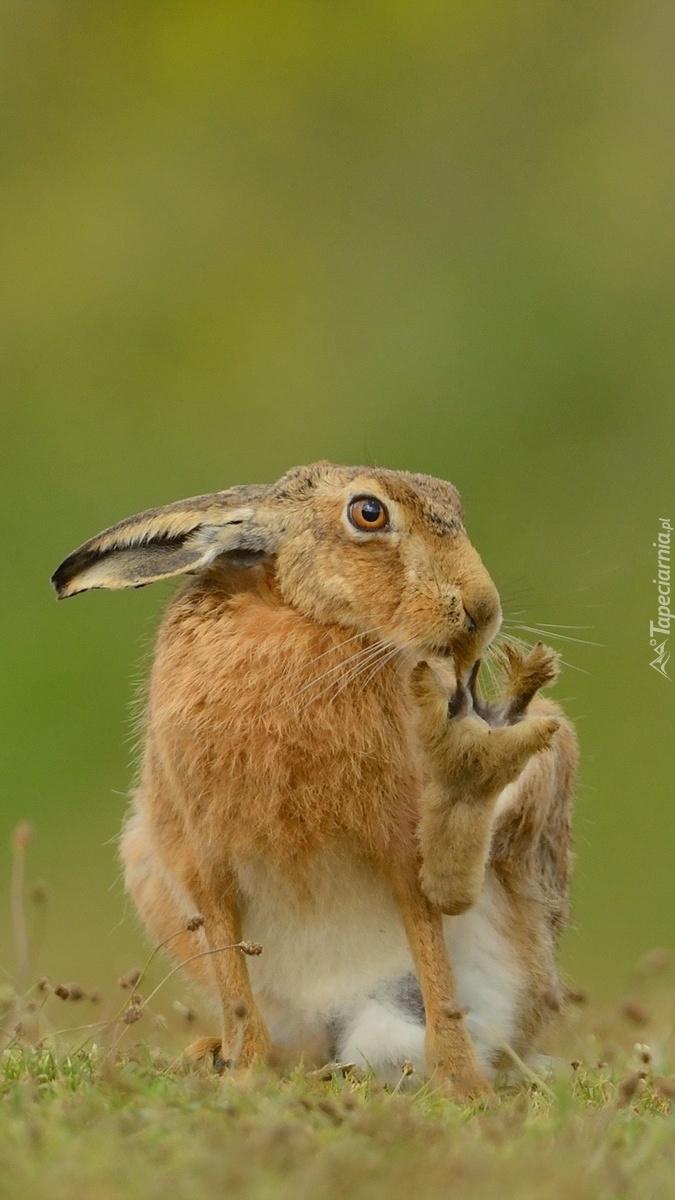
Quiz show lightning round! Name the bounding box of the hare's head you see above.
[52,462,501,670]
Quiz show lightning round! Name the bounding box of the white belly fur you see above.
[235,847,523,1079]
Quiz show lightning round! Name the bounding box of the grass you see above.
[1,1040,675,1200]
[2,828,675,1200]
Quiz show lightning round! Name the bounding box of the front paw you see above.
[472,642,560,726]
[499,641,560,719]
[419,865,476,915]
[426,705,559,796]
[410,661,456,738]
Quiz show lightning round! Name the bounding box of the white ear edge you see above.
[52,505,277,598]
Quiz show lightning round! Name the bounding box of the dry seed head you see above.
[37,976,50,992]
[401,1060,414,1077]
[570,1060,581,1071]
[130,991,143,1006]
[118,968,142,990]
[565,987,588,1006]
[66,984,85,1001]
[173,1001,197,1023]
[186,915,205,932]
[620,999,649,1025]
[634,1042,652,1064]
[12,821,34,851]
[617,1070,647,1107]
[239,941,263,956]
[123,1003,143,1024]
[53,984,70,1000]
[637,948,671,974]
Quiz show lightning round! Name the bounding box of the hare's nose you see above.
[463,607,478,633]
[462,583,502,641]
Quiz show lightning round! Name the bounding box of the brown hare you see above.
[52,462,576,1098]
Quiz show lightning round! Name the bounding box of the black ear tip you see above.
[51,559,75,598]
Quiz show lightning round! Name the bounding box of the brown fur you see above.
[54,462,577,1096]
[412,644,561,917]
[410,643,577,1060]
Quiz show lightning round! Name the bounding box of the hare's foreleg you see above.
[411,645,561,917]
[388,863,490,1099]
[180,865,273,1070]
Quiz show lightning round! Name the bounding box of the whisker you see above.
[275,639,382,709]
[353,644,405,694]
[510,621,596,630]
[479,643,501,694]
[323,651,394,710]
[300,626,380,670]
[294,641,391,715]
[498,630,590,676]
[504,623,604,648]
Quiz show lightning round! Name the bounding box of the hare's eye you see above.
[348,496,389,532]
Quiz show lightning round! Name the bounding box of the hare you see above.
[52,462,577,1097]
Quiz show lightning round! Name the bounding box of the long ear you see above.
[52,485,277,599]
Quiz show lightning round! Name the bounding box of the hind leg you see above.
[121,808,224,1066]
[121,806,217,995]
[488,696,577,1056]
[121,804,272,1069]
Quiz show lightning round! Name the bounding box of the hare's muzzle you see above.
[433,576,502,672]
[463,580,502,643]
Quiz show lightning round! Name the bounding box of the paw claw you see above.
[183,1036,225,1072]
[487,642,559,721]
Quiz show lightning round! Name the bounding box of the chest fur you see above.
[147,582,423,865]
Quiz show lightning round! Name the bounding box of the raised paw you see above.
[471,641,559,726]
[443,711,559,795]
[412,647,560,797]
[498,641,559,718]
[485,714,560,789]
[410,661,461,741]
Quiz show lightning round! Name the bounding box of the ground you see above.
[2,984,674,1200]
[2,828,674,1200]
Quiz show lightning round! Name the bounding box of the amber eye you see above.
[347,496,389,532]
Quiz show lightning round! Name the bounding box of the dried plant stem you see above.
[68,920,207,1057]
[110,941,251,1054]
[11,827,32,993]
[129,923,206,998]
[137,943,250,1016]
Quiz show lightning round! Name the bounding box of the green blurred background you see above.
[1,1,674,1009]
